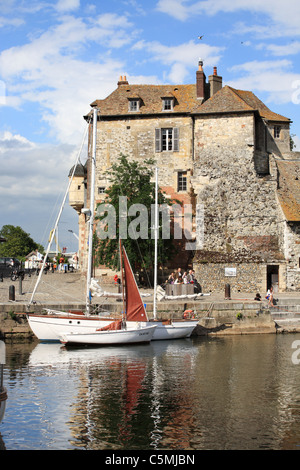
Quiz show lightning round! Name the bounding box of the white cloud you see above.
[256,41,300,56]
[0,16,24,27]
[132,39,223,82]
[0,14,134,143]
[227,60,300,104]
[156,0,300,36]
[55,0,80,12]
[156,0,190,21]
[0,130,80,245]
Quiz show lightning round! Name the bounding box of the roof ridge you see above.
[225,86,254,110]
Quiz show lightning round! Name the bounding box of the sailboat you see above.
[26,109,116,341]
[59,240,157,346]
[26,109,197,342]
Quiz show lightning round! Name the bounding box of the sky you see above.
[1,0,300,254]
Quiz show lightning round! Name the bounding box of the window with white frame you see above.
[162,98,173,111]
[177,171,187,191]
[128,99,140,112]
[155,128,179,152]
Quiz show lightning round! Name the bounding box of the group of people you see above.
[254,286,275,307]
[165,267,202,293]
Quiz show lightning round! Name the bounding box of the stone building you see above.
[69,61,300,293]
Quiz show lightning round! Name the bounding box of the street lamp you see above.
[68,229,79,241]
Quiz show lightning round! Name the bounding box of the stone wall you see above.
[95,115,194,188]
[284,221,300,290]
[192,114,284,261]
[194,262,264,294]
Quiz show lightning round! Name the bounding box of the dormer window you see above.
[162,97,174,111]
[128,99,140,112]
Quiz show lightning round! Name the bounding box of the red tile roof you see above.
[276,160,300,221]
[89,81,290,123]
[193,86,290,122]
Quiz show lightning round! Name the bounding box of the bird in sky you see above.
[198,35,204,40]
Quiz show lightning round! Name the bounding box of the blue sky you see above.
[1,0,300,253]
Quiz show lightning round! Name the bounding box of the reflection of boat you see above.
[59,240,157,346]
[29,338,195,368]
[0,341,7,423]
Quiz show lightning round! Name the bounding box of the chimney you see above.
[117,75,129,87]
[208,67,222,97]
[196,59,206,101]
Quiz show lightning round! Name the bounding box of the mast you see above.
[153,167,158,320]
[119,239,126,323]
[86,108,98,314]
[28,120,89,307]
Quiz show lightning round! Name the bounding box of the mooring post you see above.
[9,285,15,301]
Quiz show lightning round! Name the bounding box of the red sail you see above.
[96,320,122,331]
[122,246,148,322]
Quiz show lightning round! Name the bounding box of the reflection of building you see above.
[69,61,300,292]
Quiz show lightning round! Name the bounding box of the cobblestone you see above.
[0,270,299,308]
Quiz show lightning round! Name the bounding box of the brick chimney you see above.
[118,75,129,87]
[208,67,222,97]
[196,60,206,101]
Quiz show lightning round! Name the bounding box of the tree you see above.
[0,225,44,260]
[94,155,177,282]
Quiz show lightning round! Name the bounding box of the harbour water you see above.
[1,333,300,451]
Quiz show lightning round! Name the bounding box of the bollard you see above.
[19,276,22,295]
[225,283,231,300]
[9,285,15,301]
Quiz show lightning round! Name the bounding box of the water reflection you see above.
[1,334,300,450]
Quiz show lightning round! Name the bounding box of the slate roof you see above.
[68,162,87,178]
[89,81,290,123]
[276,160,300,222]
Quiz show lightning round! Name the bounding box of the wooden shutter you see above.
[155,128,161,152]
[173,128,179,151]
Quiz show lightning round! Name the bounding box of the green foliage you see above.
[94,155,177,276]
[290,134,296,151]
[0,225,44,260]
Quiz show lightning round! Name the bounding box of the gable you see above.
[277,160,300,221]
[193,86,290,122]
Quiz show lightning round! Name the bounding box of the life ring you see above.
[183,309,194,319]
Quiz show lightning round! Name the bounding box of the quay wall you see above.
[0,300,277,340]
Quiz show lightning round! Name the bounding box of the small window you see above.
[155,128,179,152]
[162,98,173,111]
[178,172,187,191]
[77,185,81,190]
[128,99,139,112]
[274,126,281,138]
[98,187,105,194]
